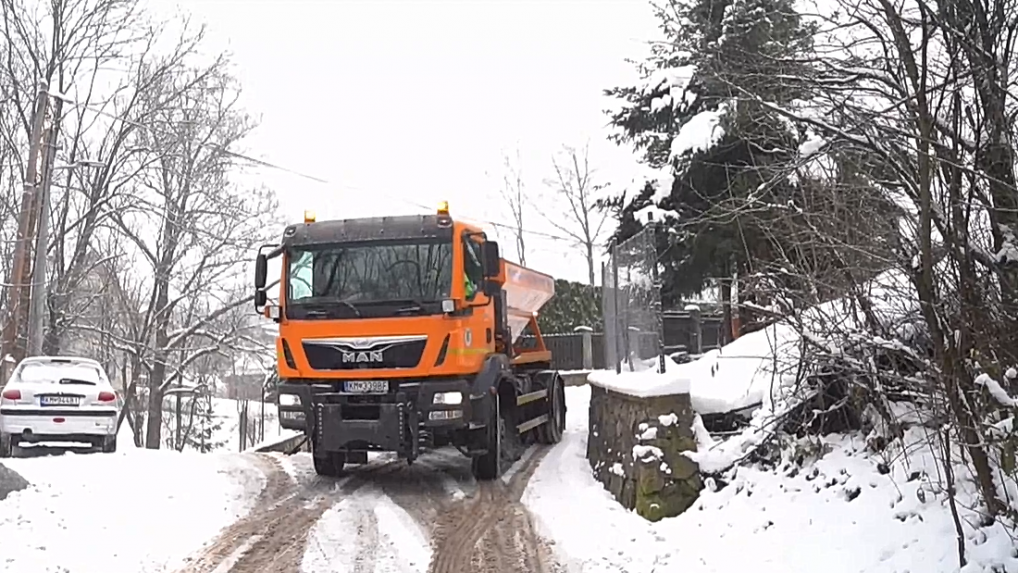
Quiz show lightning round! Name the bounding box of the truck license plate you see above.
[343,380,389,394]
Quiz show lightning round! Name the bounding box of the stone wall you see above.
[586,384,703,521]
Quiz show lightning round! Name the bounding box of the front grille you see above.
[302,337,427,370]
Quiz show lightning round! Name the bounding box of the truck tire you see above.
[536,374,566,445]
[0,433,12,458]
[471,393,509,481]
[313,451,346,477]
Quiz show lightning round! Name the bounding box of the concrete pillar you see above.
[686,304,702,355]
[574,325,593,370]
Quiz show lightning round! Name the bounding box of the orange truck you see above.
[252,202,567,480]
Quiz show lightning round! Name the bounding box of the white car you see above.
[0,356,120,457]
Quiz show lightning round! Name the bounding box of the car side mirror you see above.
[481,241,500,278]
[254,253,268,289]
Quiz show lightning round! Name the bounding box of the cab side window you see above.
[462,238,484,299]
[289,251,314,300]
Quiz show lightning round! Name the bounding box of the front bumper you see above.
[277,378,475,458]
[0,408,118,442]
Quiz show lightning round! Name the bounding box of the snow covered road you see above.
[173,447,560,573]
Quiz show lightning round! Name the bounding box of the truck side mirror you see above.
[481,241,500,278]
[254,289,267,309]
[482,279,501,297]
[254,253,268,289]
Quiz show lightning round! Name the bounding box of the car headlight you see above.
[278,394,300,407]
[433,391,463,405]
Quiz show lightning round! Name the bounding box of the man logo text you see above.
[342,350,384,363]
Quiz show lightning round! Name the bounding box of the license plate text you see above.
[343,380,389,394]
[40,395,81,406]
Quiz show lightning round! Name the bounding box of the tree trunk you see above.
[144,380,163,449]
[144,303,171,449]
[586,241,595,286]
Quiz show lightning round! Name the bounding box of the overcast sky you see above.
[159,0,659,284]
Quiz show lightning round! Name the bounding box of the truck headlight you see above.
[278,394,301,407]
[433,391,463,405]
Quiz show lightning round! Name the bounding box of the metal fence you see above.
[601,225,666,374]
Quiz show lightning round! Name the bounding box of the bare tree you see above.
[110,59,279,449]
[0,0,221,364]
[544,143,611,285]
[498,148,528,266]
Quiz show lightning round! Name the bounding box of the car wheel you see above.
[0,432,12,458]
[101,435,117,454]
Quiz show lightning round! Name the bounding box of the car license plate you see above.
[343,380,389,394]
[40,395,81,406]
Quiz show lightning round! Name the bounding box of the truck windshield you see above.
[286,239,453,318]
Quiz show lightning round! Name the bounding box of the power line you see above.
[56,90,584,244]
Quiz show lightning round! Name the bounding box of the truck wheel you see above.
[0,433,12,458]
[536,375,566,445]
[313,451,346,477]
[471,393,509,481]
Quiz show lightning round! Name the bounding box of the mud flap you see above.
[469,354,510,429]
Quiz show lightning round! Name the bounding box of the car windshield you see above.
[286,239,454,308]
[15,362,103,385]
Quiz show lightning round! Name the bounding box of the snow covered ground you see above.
[524,385,1018,573]
[588,316,801,416]
[301,483,433,573]
[0,445,264,573]
[590,268,920,419]
[206,396,291,452]
[147,395,297,453]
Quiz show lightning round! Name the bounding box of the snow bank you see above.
[587,320,800,415]
[524,386,1018,573]
[590,268,919,414]
[588,363,691,397]
[587,268,923,472]
[0,449,264,573]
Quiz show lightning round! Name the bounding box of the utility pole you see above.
[27,95,64,357]
[1,84,50,382]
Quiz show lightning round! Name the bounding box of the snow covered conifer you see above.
[605,0,816,309]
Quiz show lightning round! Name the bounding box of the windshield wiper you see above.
[393,298,427,316]
[338,299,362,318]
[291,298,361,318]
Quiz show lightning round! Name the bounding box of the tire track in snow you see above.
[301,484,433,573]
[173,453,401,573]
[351,497,379,573]
[427,445,563,573]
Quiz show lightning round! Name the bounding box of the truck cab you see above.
[253,202,566,480]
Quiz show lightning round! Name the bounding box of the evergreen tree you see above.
[185,392,225,453]
[538,279,603,333]
[604,0,816,301]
